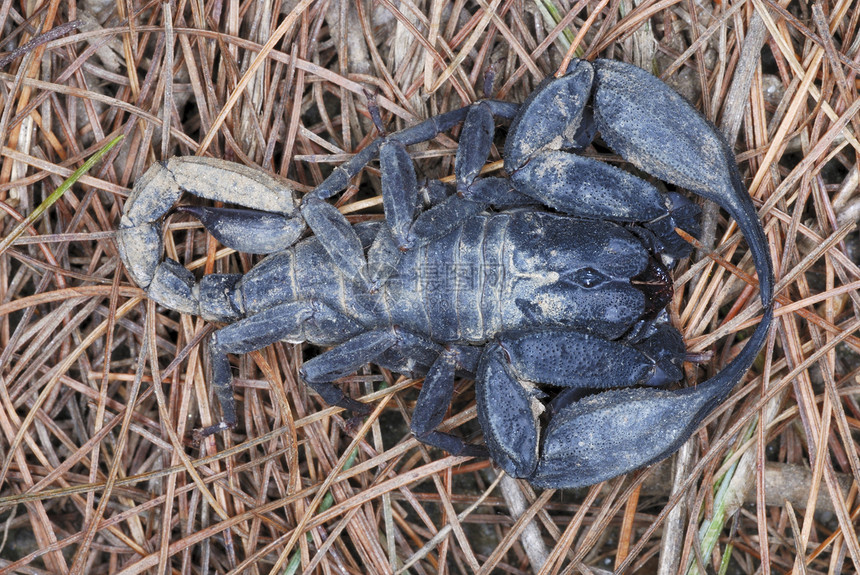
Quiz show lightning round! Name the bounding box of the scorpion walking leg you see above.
[299,328,442,412]
[300,110,478,286]
[303,101,522,284]
[300,329,489,458]
[199,301,364,438]
[402,101,533,247]
[299,329,399,413]
[411,348,488,457]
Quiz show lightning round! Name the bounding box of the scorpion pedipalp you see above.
[590,58,773,306]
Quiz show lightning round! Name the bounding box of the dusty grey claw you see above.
[509,150,668,221]
[531,306,773,489]
[498,330,661,390]
[476,344,540,478]
[532,382,720,488]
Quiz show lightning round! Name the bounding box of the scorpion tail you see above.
[118,157,304,320]
[175,205,305,255]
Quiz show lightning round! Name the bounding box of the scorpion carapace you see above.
[118,59,773,488]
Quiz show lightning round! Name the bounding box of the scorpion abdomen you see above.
[236,211,670,351]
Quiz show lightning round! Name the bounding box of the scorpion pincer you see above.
[117,59,773,488]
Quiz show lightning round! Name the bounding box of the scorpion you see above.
[117,59,774,489]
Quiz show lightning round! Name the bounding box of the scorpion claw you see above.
[510,150,668,221]
[591,58,773,305]
[476,344,541,478]
[503,59,595,172]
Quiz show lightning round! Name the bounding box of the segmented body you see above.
[230,211,660,350]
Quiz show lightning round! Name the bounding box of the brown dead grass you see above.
[0,1,859,574]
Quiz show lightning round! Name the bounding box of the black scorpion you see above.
[117,59,774,488]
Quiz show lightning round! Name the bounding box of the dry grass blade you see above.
[0,1,858,574]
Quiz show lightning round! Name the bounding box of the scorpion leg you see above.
[380,140,418,249]
[301,197,369,286]
[455,102,495,192]
[406,101,534,246]
[398,104,496,247]
[200,301,365,438]
[301,108,480,275]
[307,106,485,201]
[384,100,523,251]
[299,327,451,415]
[304,100,521,279]
[411,348,488,457]
[300,329,399,386]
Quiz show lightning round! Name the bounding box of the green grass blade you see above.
[0,134,124,256]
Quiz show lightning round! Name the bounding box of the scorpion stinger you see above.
[117,156,305,320]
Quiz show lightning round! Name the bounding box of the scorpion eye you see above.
[570,267,606,288]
